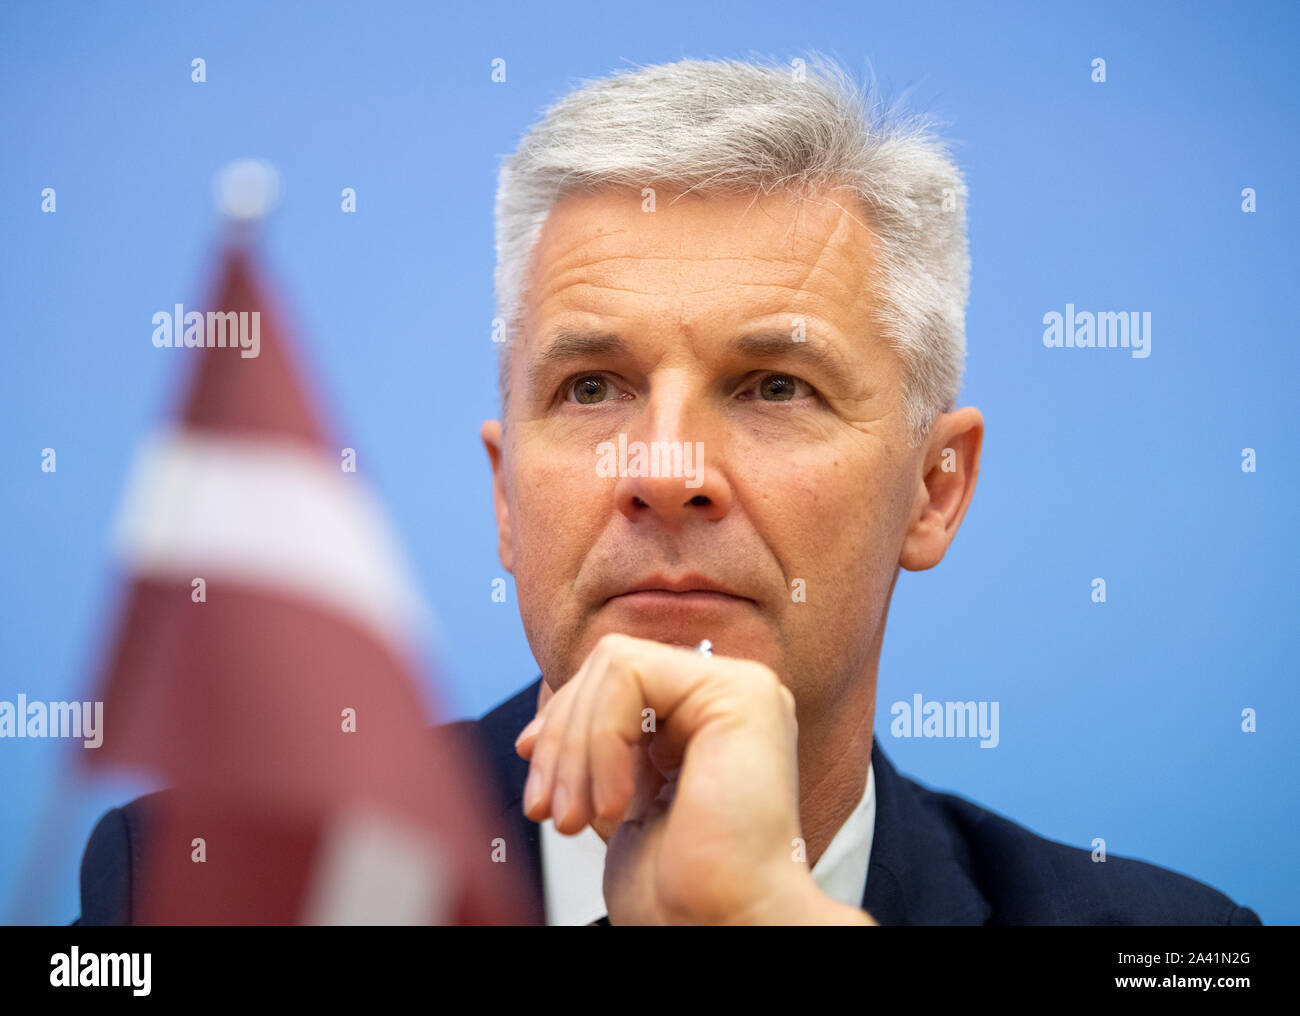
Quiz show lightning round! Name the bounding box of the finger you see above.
[619,736,666,826]
[603,636,800,812]
[514,709,546,760]
[515,673,560,759]
[550,645,614,833]
[588,636,696,822]
[646,719,689,775]
[523,665,588,822]
[589,675,643,825]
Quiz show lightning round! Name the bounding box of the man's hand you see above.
[514,633,877,925]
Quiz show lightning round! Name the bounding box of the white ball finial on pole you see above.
[214,159,281,222]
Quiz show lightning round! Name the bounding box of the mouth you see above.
[606,589,752,606]
[602,574,756,608]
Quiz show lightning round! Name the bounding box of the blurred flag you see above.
[82,168,529,924]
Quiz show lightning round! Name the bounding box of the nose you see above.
[612,383,731,527]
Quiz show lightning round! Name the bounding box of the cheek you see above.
[508,444,609,577]
[735,441,902,585]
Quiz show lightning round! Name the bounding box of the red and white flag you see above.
[84,188,528,924]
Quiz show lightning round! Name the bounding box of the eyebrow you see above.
[527,329,629,394]
[526,327,858,394]
[728,330,857,392]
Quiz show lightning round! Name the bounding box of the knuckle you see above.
[533,718,562,761]
[592,632,626,665]
[739,662,794,714]
[742,661,782,694]
[595,631,625,652]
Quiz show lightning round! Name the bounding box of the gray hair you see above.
[493,54,969,445]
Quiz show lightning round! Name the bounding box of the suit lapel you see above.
[864,741,993,925]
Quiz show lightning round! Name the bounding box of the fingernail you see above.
[552,783,568,825]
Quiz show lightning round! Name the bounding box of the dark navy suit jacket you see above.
[74,677,1263,926]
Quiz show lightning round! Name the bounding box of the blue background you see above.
[1,0,1295,924]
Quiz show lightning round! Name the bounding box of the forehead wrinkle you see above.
[532,186,872,284]
[525,222,640,312]
[530,273,863,356]
[524,191,877,369]
[537,251,860,307]
[783,202,874,315]
[537,225,635,276]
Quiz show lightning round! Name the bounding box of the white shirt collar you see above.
[540,762,876,925]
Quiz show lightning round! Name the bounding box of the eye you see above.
[739,372,815,402]
[565,373,624,405]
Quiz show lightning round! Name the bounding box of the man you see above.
[76,56,1261,925]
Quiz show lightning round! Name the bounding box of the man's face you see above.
[483,185,961,711]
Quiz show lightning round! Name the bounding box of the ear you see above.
[480,419,514,573]
[899,407,984,572]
